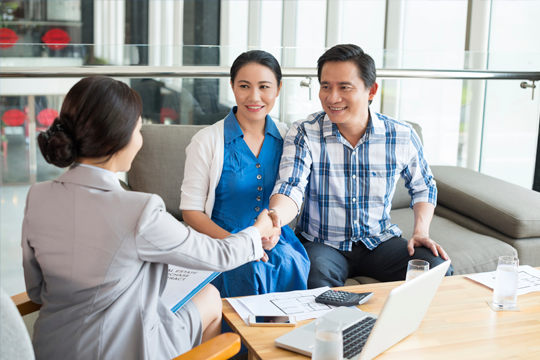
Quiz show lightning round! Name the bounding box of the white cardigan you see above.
[180,117,288,218]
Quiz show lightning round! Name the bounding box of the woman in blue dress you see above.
[180,50,310,297]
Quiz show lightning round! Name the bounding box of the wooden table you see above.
[222,275,540,359]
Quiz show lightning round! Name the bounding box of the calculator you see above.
[315,290,374,307]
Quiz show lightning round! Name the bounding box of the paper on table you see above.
[227,298,253,325]
[466,265,540,296]
[227,287,335,325]
[227,287,340,325]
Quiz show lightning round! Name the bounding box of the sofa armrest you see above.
[431,166,540,239]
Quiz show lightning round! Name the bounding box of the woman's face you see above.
[230,63,281,124]
[114,117,143,172]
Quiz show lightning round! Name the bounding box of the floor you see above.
[1,185,30,296]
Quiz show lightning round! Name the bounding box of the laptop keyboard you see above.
[343,316,376,359]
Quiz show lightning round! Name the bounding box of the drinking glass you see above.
[492,256,519,309]
[312,318,343,360]
[406,260,430,282]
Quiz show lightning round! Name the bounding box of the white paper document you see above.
[161,265,219,313]
[227,287,337,325]
[466,265,540,296]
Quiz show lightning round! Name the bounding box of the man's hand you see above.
[254,209,281,251]
[407,233,449,260]
[267,209,282,233]
[258,209,281,251]
[254,209,279,238]
[409,202,449,260]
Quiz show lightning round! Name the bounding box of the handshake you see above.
[253,209,283,262]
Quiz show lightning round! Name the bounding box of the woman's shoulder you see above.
[186,119,226,161]
[191,119,225,143]
[25,181,162,233]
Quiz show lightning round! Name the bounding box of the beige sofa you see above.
[126,123,540,280]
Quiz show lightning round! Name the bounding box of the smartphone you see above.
[248,315,297,327]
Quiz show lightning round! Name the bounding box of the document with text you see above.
[161,265,220,313]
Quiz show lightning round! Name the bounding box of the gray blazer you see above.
[22,165,262,360]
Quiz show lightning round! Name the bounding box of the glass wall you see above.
[480,1,540,189]
[2,0,540,295]
[1,68,538,186]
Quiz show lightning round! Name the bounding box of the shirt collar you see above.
[322,107,386,139]
[224,106,282,144]
[368,107,386,135]
[322,113,337,138]
[55,164,124,191]
[75,163,118,180]
[224,107,244,144]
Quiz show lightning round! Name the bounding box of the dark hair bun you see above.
[36,77,142,169]
[37,118,76,168]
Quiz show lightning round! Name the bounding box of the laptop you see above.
[275,260,451,360]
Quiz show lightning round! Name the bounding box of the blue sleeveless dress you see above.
[210,108,310,297]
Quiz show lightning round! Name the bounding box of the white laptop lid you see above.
[358,260,451,360]
[275,260,451,360]
[275,306,371,357]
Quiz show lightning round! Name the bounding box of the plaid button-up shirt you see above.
[272,108,437,251]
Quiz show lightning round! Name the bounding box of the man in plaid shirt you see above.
[268,44,453,287]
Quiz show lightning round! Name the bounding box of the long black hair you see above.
[37,76,143,168]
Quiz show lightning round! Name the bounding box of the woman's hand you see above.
[254,209,280,249]
[261,235,279,251]
[255,252,269,263]
[260,209,281,251]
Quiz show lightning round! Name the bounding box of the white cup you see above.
[492,256,519,309]
[312,318,343,360]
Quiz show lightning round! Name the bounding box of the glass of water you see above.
[406,260,430,282]
[493,256,519,309]
[312,318,343,360]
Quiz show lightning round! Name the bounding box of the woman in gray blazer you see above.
[22,76,277,360]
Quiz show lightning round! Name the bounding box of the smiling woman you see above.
[180,50,310,298]
[230,63,281,157]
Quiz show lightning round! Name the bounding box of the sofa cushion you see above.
[432,166,540,239]
[435,205,540,267]
[390,208,517,275]
[128,124,207,221]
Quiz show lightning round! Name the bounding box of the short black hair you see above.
[38,76,142,168]
[317,44,377,99]
[230,50,282,85]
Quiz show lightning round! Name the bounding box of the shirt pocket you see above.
[369,170,397,194]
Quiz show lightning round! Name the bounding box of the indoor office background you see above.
[1,0,540,296]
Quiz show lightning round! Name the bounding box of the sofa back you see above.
[127,121,424,220]
[128,125,206,221]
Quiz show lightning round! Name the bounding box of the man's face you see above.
[318,61,378,126]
